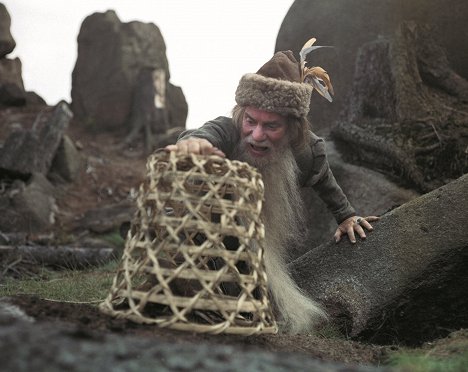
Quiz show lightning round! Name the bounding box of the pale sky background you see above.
[3,0,294,129]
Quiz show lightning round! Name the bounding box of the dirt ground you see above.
[56,114,148,229]
[7,294,392,366]
[1,105,467,368]
[5,294,468,369]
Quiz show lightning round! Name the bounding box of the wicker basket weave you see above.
[100,151,277,335]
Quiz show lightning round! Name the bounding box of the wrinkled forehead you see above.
[244,106,288,124]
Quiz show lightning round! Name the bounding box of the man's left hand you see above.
[334,216,380,244]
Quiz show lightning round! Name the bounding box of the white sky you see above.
[3,0,293,129]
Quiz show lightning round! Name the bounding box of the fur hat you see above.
[235,41,334,118]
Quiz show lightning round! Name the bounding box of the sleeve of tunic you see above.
[303,135,356,224]
[177,116,239,156]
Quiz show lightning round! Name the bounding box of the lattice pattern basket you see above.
[100,151,277,335]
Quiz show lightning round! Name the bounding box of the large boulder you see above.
[291,174,468,345]
[0,3,15,57]
[276,0,468,133]
[71,10,187,135]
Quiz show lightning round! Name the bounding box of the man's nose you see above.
[251,125,266,141]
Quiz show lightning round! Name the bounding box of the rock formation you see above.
[332,23,468,193]
[291,174,468,345]
[0,4,25,110]
[71,10,187,148]
[0,102,73,175]
[276,0,468,133]
[0,3,45,107]
[0,102,78,233]
[0,3,15,57]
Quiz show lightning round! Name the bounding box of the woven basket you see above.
[100,151,277,335]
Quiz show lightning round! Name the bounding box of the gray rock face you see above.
[0,103,75,233]
[0,4,27,107]
[0,4,46,107]
[0,173,56,233]
[276,0,468,133]
[49,135,82,182]
[71,10,187,134]
[0,3,15,57]
[0,102,73,176]
[291,174,468,344]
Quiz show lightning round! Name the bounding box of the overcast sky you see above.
[3,0,293,128]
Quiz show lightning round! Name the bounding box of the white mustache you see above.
[244,136,272,148]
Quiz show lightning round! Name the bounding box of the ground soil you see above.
[8,294,392,367]
[1,105,467,368]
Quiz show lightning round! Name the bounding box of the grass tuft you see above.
[387,350,468,372]
[0,260,119,303]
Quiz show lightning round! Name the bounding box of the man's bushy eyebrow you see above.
[244,112,283,125]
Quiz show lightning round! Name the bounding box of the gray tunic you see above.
[178,116,355,223]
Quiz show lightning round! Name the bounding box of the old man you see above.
[165,44,378,333]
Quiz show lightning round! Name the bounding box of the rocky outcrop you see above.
[0,102,73,176]
[276,0,468,133]
[0,3,15,57]
[0,102,79,233]
[331,23,468,193]
[0,4,45,108]
[71,10,187,141]
[291,174,468,345]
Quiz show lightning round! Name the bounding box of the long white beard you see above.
[232,137,326,333]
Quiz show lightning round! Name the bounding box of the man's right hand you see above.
[165,138,225,157]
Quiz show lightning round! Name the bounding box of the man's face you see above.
[240,107,288,159]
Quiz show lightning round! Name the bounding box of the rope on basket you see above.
[100,151,278,335]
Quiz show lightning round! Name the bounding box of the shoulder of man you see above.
[296,130,328,185]
[295,130,326,162]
